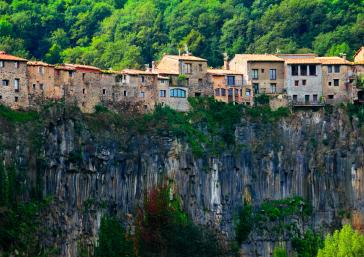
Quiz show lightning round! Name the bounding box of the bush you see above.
[235,204,253,244]
[0,105,38,123]
[292,229,323,257]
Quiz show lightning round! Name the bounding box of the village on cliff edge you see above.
[0,46,364,113]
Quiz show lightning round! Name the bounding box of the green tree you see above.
[94,216,134,257]
[317,225,364,257]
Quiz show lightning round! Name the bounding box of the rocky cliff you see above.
[1,105,364,257]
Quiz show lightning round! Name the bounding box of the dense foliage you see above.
[94,186,230,257]
[0,0,362,68]
[317,225,364,257]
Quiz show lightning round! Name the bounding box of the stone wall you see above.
[0,60,28,109]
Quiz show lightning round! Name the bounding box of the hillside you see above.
[0,0,363,69]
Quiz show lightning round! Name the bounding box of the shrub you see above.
[235,204,253,244]
[0,104,38,123]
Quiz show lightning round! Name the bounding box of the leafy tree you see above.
[94,216,135,257]
[292,229,323,257]
[317,225,364,257]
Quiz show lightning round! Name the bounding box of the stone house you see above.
[156,54,213,97]
[156,75,189,112]
[228,54,285,100]
[110,69,157,112]
[281,56,323,105]
[317,57,355,104]
[27,61,61,106]
[0,51,28,109]
[353,46,364,103]
[207,69,245,104]
[55,64,102,113]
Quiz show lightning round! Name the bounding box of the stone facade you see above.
[318,57,355,104]
[0,52,28,109]
[229,54,285,102]
[207,69,245,104]
[283,58,323,105]
[354,47,364,64]
[156,54,213,97]
[156,75,189,112]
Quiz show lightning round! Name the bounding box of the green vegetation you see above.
[94,216,135,257]
[0,0,362,68]
[0,105,38,123]
[273,246,287,257]
[95,185,231,257]
[347,103,364,126]
[235,197,312,244]
[292,229,323,257]
[317,225,364,257]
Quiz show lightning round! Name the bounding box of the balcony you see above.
[291,100,324,107]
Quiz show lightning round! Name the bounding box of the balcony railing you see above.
[291,100,324,107]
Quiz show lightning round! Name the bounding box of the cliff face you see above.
[1,107,364,257]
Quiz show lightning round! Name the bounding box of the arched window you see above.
[170,88,186,98]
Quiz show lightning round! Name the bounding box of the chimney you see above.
[152,61,156,72]
[223,52,229,70]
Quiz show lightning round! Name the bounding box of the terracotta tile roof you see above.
[164,54,207,62]
[207,69,244,75]
[354,46,364,57]
[55,64,76,71]
[233,54,284,62]
[355,61,364,65]
[64,63,101,72]
[285,58,321,64]
[122,69,157,75]
[317,57,353,65]
[27,61,54,67]
[0,51,27,62]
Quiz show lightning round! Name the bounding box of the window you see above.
[170,88,186,98]
[234,88,239,96]
[159,90,166,97]
[240,89,242,96]
[198,79,203,86]
[227,76,235,86]
[103,89,106,95]
[328,81,332,86]
[69,71,74,77]
[39,83,44,90]
[245,89,251,97]
[253,83,259,94]
[14,96,18,102]
[0,61,4,67]
[140,91,145,98]
[199,64,202,71]
[334,65,340,73]
[293,95,298,101]
[0,95,2,99]
[38,66,44,74]
[83,88,86,94]
[123,90,127,96]
[328,95,334,99]
[215,88,220,96]
[269,69,277,80]
[82,73,85,80]
[261,69,264,73]
[141,76,145,82]
[228,88,233,96]
[252,69,259,79]
[270,83,277,93]
[2,80,9,86]
[291,65,299,76]
[195,92,201,97]
[309,65,316,76]
[300,65,307,76]
[313,94,318,102]
[302,80,306,86]
[14,79,20,92]
[334,79,339,86]
[295,80,299,86]
[328,65,332,73]
[183,63,192,74]
[305,95,310,103]
[14,62,19,69]
[221,88,226,96]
